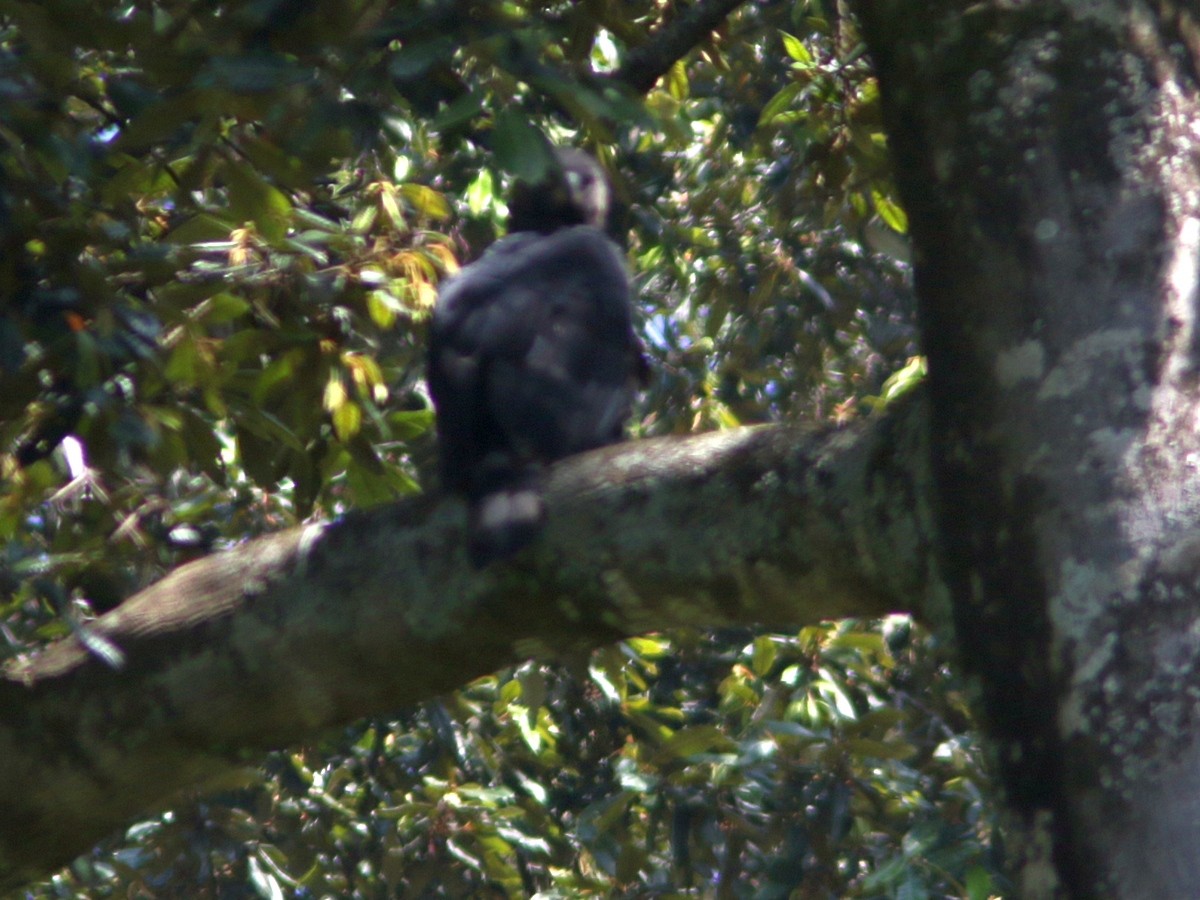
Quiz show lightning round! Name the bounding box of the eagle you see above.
[427,149,645,566]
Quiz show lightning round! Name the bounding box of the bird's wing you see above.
[428,226,638,489]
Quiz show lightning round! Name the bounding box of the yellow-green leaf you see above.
[751,635,777,677]
[378,184,404,230]
[781,32,814,67]
[332,400,362,441]
[351,204,378,234]
[880,355,927,404]
[665,60,688,100]
[165,339,198,385]
[400,184,451,220]
[203,292,251,324]
[872,187,909,234]
[465,169,496,216]
[323,377,347,412]
[367,290,400,329]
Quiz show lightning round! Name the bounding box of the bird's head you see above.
[507,148,611,235]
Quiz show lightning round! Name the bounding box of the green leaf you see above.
[253,351,303,404]
[492,112,553,182]
[236,425,286,487]
[872,186,909,233]
[965,866,994,900]
[465,169,497,217]
[236,408,305,451]
[332,400,362,442]
[73,331,100,388]
[388,36,456,79]
[350,204,378,234]
[400,184,452,220]
[204,293,251,324]
[750,635,777,676]
[665,60,688,100]
[896,873,929,900]
[828,632,888,655]
[518,666,547,710]
[844,738,917,761]
[224,161,292,242]
[431,90,485,130]
[291,208,341,233]
[625,635,672,659]
[654,726,736,762]
[378,185,404,229]
[880,356,927,403]
[165,213,232,245]
[165,338,199,385]
[101,154,172,204]
[367,290,401,329]
[387,409,435,439]
[757,82,804,128]
[179,409,224,482]
[781,32,814,67]
[246,854,284,900]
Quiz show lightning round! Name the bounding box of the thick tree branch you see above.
[613,0,753,94]
[0,391,935,891]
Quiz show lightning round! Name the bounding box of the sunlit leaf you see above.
[664,60,688,100]
[624,635,672,659]
[400,184,452,220]
[332,400,362,442]
[781,32,814,67]
[751,634,777,676]
[377,183,405,230]
[367,290,401,329]
[323,377,348,412]
[466,169,497,217]
[350,204,378,234]
[872,186,909,233]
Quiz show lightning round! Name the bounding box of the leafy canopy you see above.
[1,0,999,896]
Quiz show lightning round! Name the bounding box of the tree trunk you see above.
[853,1,1200,896]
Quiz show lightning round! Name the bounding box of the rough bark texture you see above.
[0,398,936,891]
[853,1,1200,896]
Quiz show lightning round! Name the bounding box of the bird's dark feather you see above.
[429,228,641,563]
[428,155,644,566]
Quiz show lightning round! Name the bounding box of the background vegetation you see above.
[1,0,1001,895]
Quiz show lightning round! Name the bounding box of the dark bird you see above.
[427,149,645,566]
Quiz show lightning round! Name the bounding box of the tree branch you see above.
[613,0,754,94]
[0,391,935,890]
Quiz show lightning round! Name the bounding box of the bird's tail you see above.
[468,468,545,567]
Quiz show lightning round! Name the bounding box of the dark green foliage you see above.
[37,623,1000,898]
[0,0,998,896]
